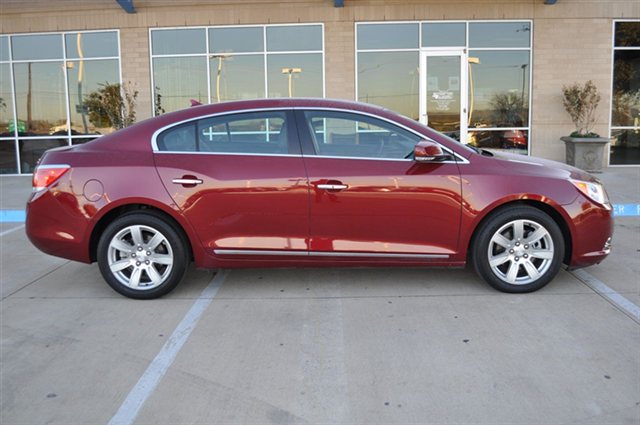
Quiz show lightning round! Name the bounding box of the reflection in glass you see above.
[209,27,263,53]
[266,25,322,52]
[0,64,14,136]
[210,55,264,102]
[0,36,9,61]
[12,34,63,60]
[426,56,461,134]
[151,29,206,55]
[422,23,466,47]
[19,138,68,173]
[0,140,17,174]
[358,51,419,120]
[615,22,640,47]
[65,32,119,59]
[469,22,531,48]
[14,62,66,136]
[67,59,119,134]
[468,129,528,153]
[612,50,640,127]
[153,57,207,114]
[468,50,530,128]
[71,137,98,145]
[357,23,419,50]
[267,53,322,98]
[610,129,640,165]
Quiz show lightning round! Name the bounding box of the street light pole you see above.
[281,67,302,97]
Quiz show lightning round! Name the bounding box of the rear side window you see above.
[155,110,291,155]
[156,123,196,152]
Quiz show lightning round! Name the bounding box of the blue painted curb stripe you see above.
[1,204,639,223]
[612,204,640,217]
[0,210,26,223]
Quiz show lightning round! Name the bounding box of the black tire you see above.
[97,212,189,299]
[472,206,565,293]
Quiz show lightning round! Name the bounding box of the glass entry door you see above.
[420,50,468,142]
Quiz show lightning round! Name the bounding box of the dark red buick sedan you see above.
[26,98,613,299]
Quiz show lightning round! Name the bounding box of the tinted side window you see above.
[157,123,196,152]
[197,111,289,154]
[303,111,420,159]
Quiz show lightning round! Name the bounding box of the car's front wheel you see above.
[97,212,188,299]
[472,206,565,293]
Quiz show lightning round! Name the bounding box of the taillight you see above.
[32,164,70,191]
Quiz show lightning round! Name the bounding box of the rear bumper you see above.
[26,189,92,263]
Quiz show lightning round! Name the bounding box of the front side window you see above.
[303,110,420,159]
[157,111,291,155]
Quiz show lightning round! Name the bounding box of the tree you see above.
[84,82,138,130]
[561,80,601,137]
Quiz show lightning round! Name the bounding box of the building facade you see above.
[0,0,638,174]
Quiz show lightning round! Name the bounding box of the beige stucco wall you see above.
[1,0,639,161]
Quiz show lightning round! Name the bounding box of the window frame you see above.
[0,29,122,175]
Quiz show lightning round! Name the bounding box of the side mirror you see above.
[413,140,453,162]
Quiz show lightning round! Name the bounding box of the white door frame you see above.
[419,49,469,143]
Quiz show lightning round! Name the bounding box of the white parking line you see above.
[0,224,25,237]
[570,268,640,324]
[108,270,228,425]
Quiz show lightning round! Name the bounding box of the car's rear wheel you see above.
[97,213,188,299]
[472,206,564,293]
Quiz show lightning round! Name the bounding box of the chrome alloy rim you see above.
[107,225,174,290]
[487,219,554,285]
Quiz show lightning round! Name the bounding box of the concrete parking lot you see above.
[1,169,639,425]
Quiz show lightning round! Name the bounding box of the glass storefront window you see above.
[611,21,640,165]
[1,30,120,174]
[267,53,323,98]
[153,57,208,113]
[356,21,531,154]
[151,29,206,55]
[0,64,13,136]
[151,24,324,114]
[0,36,9,62]
[422,23,466,47]
[66,59,120,134]
[468,50,530,128]
[469,22,531,48]
[210,55,265,102]
[357,23,419,50]
[266,25,322,52]
[11,34,63,60]
[65,32,119,59]
[209,27,263,53]
[13,62,67,136]
[357,51,419,120]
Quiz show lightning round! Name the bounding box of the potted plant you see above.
[560,80,610,172]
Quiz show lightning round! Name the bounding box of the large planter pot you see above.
[561,136,610,173]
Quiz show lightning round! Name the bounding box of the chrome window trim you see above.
[214,249,449,259]
[151,105,471,164]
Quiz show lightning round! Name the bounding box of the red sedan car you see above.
[26,98,613,299]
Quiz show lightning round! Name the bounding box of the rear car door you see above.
[296,109,462,258]
[154,109,309,256]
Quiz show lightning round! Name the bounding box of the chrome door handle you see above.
[316,184,348,190]
[172,178,203,185]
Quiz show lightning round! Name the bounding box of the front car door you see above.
[296,109,462,260]
[154,109,309,256]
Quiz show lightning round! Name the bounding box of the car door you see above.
[154,109,309,256]
[295,109,462,258]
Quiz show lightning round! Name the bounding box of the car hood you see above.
[486,150,600,183]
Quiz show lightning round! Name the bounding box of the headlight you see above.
[570,179,610,208]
